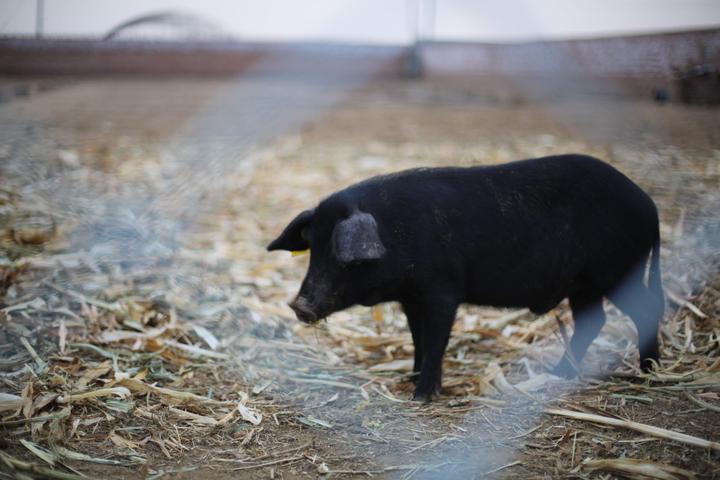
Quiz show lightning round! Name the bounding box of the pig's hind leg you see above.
[552,292,606,378]
[607,268,662,372]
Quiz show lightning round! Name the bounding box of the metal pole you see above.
[36,0,44,38]
[405,0,423,77]
[425,0,436,41]
[406,0,419,42]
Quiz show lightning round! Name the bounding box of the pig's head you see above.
[267,204,389,324]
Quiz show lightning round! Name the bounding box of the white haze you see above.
[1,0,719,43]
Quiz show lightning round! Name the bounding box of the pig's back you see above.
[351,154,659,310]
[361,154,655,235]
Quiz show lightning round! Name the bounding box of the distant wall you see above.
[1,29,718,100]
[421,29,720,100]
[422,29,720,78]
[0,39,407,77]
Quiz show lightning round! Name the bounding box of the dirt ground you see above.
[1,75,719,479]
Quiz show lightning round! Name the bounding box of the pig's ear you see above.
[332,211,386,263]
[267,209,314,251]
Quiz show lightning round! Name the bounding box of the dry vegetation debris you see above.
[1,81,719,479]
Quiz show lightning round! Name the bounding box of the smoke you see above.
[0,42,433,468]
[1,47,396,261]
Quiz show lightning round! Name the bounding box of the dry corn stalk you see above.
[546,408,720,452]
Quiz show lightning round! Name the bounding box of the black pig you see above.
[268,154,664,401]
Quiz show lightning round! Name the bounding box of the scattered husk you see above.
[0,450,86,480]
[368,359,413,373]
[164,339,229,359]
[582,458,697,480]
[237,402,263,426]
[20,439,57,466]
[192,325,220,350]
[0,392,23,412]
[53,445,144,466]
[56,387,131,404]
[116,378,218,404]
[169,407,220,425]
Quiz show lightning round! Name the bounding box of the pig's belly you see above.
[464,271,572,315]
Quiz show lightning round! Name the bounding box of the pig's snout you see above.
[289,296,318,324]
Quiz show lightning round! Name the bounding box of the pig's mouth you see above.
[289,296,325,324]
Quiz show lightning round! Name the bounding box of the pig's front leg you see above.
[402,302,425,382]
[405,297,459,402]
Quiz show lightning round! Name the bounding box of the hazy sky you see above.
[1,0,719,43]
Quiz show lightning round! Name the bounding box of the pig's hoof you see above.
[412,383,440,402]
[640,357,657,373]
[551,360,578,379]
[412,390,436,403]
